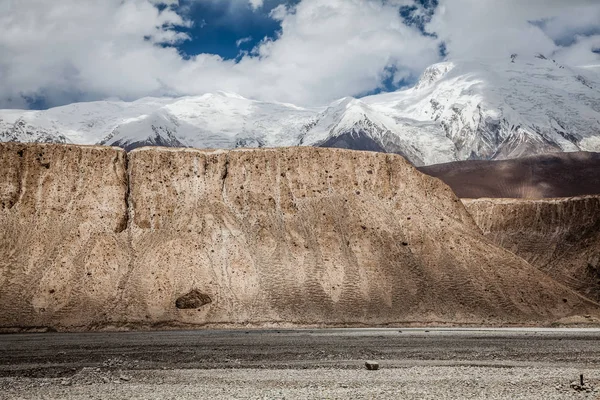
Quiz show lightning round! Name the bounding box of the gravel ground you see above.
[1,328,600,399]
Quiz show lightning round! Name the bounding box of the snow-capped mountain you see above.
[1,55,599,166]
[363,55,600,161]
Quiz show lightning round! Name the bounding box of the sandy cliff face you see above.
[0,143,129,329]
[0,143,596,331]
[464,197,600,302]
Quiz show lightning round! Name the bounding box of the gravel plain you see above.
[1,328,600,399]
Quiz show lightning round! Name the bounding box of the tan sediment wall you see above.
[0,143,129,330]
[464,197,600,302]
[0,143,596,331]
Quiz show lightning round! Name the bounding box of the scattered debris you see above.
[569,374,595,393]
[569,381,594,392]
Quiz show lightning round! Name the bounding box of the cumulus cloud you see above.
[555,34,600,67]
[538,5,600,46]
[1,0,599,109]
[226,0,440,104]
[0,0,439,108]
[428,0,600,65]
[0,0,192,108]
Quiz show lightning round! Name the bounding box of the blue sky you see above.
[174,0,301,60]
[1,0,599,109]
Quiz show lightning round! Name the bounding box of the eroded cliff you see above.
[464,197,600,302]
[0,143,597,331]
[0,143,129,330]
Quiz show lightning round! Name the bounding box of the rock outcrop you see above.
[0,143,597,331]
[464,197,600,302]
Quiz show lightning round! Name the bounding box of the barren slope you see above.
[419,152,600,199]
[0,143,597,331]
[464,197,600,302]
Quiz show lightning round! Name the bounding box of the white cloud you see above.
[268,3,288,21]
[1,0,599,109]
[224,0,440,104]
[539,5,600,45]
[248,0,264,11]
[235,36,253,47]
[555,34,600,67]
[0,0,192,108]
[428,0,600,65]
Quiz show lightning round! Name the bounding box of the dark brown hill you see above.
[419,152,600,199]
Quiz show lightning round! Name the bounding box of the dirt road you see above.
[2,328,600,399]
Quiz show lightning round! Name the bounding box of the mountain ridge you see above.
[1,55,599,166]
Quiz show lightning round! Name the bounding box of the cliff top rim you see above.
[0,141,125,153]
[1,142,413,165]
[127,145,410,161]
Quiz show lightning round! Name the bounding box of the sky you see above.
[1,0,599,109]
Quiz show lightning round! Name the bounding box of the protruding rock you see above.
[365,361,379,371]
[175,290,212,310]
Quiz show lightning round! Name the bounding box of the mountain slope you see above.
[362,55,600,161]
[101,93,318,151]
[1,55,599,166]
[419,151,600,199]
[464,196,600,302]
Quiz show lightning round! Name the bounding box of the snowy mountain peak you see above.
[214,91,247,99]
[414,61,454,90]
